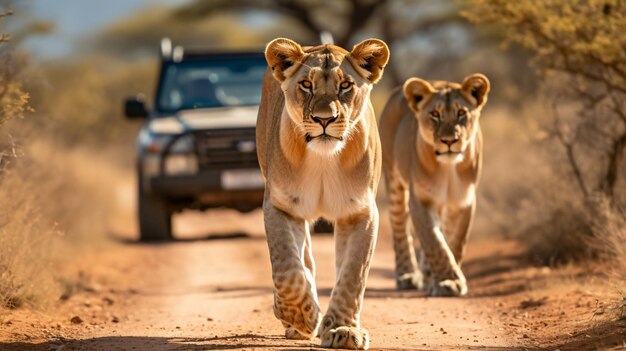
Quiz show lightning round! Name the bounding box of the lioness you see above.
[256,38,389,349]
[379,74,490,296]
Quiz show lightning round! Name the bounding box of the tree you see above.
[465,0,626,205]
[174,0,469,85]
[175,0,387,48]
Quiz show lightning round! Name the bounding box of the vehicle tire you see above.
[138,178,173,242]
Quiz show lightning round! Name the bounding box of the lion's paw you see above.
[429,278,467,297]
[396,272,424,290]
[320,326,370,350]
[274,293,321,339]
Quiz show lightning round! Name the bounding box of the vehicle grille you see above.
[194,128,259,170]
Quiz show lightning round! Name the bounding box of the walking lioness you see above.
[256,38,389,349]
[379,74,490,296]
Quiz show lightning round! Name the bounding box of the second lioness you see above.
[379,74,490,296]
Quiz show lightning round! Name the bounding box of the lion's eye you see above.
[300,80,313,90]
[457,109,466,117]
[339,81,353,92]
[430,111,440,119]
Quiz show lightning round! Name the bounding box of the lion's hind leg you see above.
[386,173,423,290]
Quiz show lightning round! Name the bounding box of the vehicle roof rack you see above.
[159,37,265,62]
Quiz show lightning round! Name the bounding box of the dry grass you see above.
[0,140,60,309]
[590,198,626,321]
[510,167,626,268]
[0,124,125,310]
[590,198,626,265]
[0,175,60,309]
[0,34,141,311]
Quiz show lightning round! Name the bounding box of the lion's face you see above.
[403,74,490,164]
[284,53,370,155]
[266,38,389,156]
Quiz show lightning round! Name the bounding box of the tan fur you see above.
[257,38,389,349]
[380,74,490,296]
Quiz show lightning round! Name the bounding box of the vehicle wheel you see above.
[138,179,173,242]
[313,218,334,234]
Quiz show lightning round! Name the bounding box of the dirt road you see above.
[0,207,624,350]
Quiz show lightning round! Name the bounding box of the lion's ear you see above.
[265,38,305,82]
[403,77,436,112]
[348,38,390,84]
[461,73,490,108]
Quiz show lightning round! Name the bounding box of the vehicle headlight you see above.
[164,154,198,175]
[142,134,195,154]
[140,133,169,154]
[141,134,197,177]
[170,134,195,153]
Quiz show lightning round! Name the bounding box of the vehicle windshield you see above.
[156,55,267,113]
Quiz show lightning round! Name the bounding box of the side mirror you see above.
[124,96,149,119]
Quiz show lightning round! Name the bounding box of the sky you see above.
[24,0,189,58]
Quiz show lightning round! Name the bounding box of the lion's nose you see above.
[441,137,459,147]
[312,116,337,128]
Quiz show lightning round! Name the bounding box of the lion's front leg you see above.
[264,201,322,339]
[409,196,467,297]
[320,205,378,350]
[443,201,475,266]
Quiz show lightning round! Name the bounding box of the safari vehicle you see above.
[124,38,266,241]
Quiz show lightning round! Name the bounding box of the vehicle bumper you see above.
[148,170,264,210]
